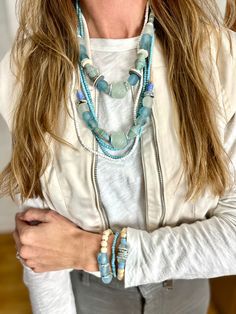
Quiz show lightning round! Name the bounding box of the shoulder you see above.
[0,50,19,130]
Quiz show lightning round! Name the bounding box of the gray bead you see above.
[143,96,153,108]
[110,81,130,99]
[94,128,110,142]
[127,125,141,139]
[85,64,100,79]
[144,23,154,36]
[87,118,98,130]
[77,103,89,117]
[149,14,155,23]
[135,56,146,71]
[102,274,113,284]
[110,131,128,149]
[137,49,149,59]
[136,115,147,126]
[144,91,154,98]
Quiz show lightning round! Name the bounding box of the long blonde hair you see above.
[0,0,235,201]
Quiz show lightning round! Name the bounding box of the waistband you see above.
[71,270,173,292]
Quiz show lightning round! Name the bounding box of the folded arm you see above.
[16,198,77,314]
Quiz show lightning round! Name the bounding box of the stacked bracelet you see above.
[117,228,128,281]
[111,231,120,278]
[97,228,114,284]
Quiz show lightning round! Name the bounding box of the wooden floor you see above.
[0,234,32,314]
[0,234,232,314]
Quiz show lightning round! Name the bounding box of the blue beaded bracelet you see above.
[117,228,128,281]
[111,231,120,278]
[97,229,114,284]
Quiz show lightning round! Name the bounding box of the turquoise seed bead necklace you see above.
[74,1,156,159]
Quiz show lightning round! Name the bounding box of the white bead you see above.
[129,68,142,78]
[101,247,108,253]
[101,240,108,247]
[81,58,93,68]
[137,49,149,59]
[102,235,109,241]
[144,22,154,35]
[103,230,110,236]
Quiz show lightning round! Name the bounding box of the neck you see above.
[79,0,147,39]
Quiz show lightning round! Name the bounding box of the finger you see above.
[20,208,51,223]
[15,216,30,237]
[24,259,37,269]
[12,229,22,251]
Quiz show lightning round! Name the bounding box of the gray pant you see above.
[70,270,210,314]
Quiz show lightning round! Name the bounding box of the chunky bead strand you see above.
[75,0,156,159]
[77,2,155,99]
[117,228,128,281]
[97,229,114,284]
[111,232,120,278]
[78,68,154,157]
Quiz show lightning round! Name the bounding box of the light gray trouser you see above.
[70,270,210,314]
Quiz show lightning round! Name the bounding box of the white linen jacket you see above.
[1,28,236,313]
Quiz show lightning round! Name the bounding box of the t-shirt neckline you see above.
[90,36,139,52]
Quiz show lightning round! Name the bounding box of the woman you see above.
[0,0,236,313]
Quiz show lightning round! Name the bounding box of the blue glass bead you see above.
[146,82,154,92]
[128,73,140,86]
[80,44,87,55]
[138,106,151,118]
[135,57,146,71]
[87,118,98,130]
[101,270,110,277]
[77,103,89,117]
[79,45,88,61]
[100,263,110,275]
[85,64,100,80]
[136,115,147,126]
[118,262,125,269]
[76,90,85,101]
[97,79,109,93]
[127,125,141,139]
[80,52,89,61]
[121,238,127,244]
[97,252,108,264]
[140,33,152,51]
[102,274,113,284]
[82,111,93,123]
[110,81,130,99]
[110,131,128,149]
[94,128,110,142]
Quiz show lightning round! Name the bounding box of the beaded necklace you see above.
[73,1,156,159]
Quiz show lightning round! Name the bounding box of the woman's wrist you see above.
[73,229,122,275]
[73,230,104,272]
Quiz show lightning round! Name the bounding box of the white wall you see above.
[0,0,18,233]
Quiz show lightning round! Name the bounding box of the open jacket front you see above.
[1,29,236,313]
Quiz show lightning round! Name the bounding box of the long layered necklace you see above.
[72,1,156,160]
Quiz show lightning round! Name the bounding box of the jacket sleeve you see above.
[0,55,76,314]
[124,29,236,288]
[19,198,77,314]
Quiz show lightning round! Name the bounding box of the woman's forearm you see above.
[124,212,236,288]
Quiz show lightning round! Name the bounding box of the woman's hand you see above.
[13,208,109,273]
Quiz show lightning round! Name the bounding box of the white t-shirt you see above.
[90,36,146,231]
